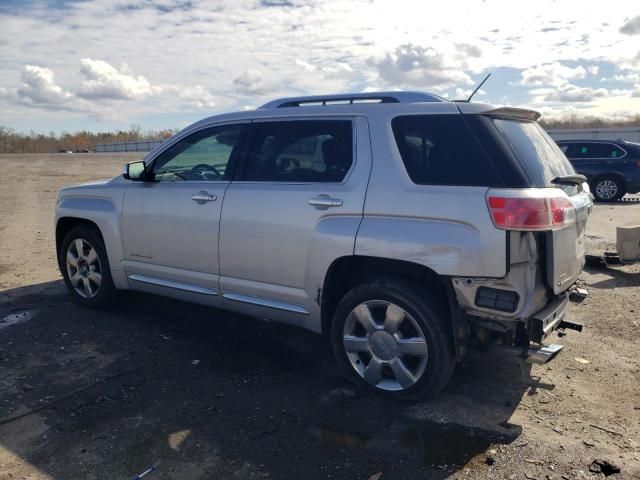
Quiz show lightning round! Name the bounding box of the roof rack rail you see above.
[258,91,446,109]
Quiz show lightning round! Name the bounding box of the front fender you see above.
[56,195,127,288]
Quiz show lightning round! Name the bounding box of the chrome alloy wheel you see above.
[66,238,102,298]
[595,179,618,200]
[343,300,428,391]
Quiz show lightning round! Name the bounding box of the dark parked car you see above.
[556,139,640,202]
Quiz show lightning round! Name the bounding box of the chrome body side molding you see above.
[222,292,309,315]
[128,274,219,296]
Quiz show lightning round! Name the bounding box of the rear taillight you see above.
[487,190,574,231]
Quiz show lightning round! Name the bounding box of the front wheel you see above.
[330,279,455,400]
[60,225,117,308]
[592,176,625,202]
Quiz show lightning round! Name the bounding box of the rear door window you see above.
[391,114,502,186]
[492,119,575,187]
[242,120,353,182]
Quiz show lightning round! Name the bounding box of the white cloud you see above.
[1,0,640,131]
[77,58,154,100]
[620,15,640,35]
[613,72,640,83]
[16,65,72,107]
[368,44,473,91]
[174,85,223,109]
[520,62,587,87]
[532,83,609,102]
[232,70,268,96]
[455,43,482,58]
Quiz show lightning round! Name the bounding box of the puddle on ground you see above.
[0,309,38,331]
[311,421,510,468]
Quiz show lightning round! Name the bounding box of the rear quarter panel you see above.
[357,109,507,278]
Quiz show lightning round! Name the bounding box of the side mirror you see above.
[122,161,150,181]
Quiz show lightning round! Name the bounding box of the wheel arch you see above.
[55,204,129,290]
[56,217,104,266]
[320,255,468,359]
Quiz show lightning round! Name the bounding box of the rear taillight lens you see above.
[487,190,574,231]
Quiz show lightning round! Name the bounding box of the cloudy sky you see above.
[0,0,639,133]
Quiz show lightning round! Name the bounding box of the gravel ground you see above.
[0,153,638,480]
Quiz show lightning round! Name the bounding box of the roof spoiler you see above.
[482,107,541,122]
[455,103,541,121]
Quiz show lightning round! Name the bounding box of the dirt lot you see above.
[0,153,639,480]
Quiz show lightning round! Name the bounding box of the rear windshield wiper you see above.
[551,174,587,186]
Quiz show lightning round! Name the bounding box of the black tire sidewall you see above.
[60,225,116,308]
[330,278,455,400]
[593,177,624,202]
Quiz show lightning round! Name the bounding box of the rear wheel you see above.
[592,176,625,202]
[330,278,455,400]
[60,225,117,307]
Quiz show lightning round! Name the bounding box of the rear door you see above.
[491,120,592,294]
[218,117,370,326]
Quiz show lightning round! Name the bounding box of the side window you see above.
[607,144,625,158]
[152,125,244,181]
[561,143,578,158]
[391,114,502,186]
[577,143,611,159]
[242,120,353,182]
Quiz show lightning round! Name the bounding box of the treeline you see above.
[540,114,640,130]
[2,115,640,154]
[0,125,176,154]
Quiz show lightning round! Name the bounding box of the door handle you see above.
[308,195,343,209]
[191,191,217,203]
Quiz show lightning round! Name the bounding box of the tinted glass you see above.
[492,119,575,186]
[608,145,625,158]
[391,114,502,186]
[153,125,243,181]
[243,120,353,182]
[566,142,625,159]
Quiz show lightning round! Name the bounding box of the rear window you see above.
[492,119,575,186]
[391,114,502,186]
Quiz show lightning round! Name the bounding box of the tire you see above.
[330,278,456,401]
[59,225,117,308]
[592,176,625,202]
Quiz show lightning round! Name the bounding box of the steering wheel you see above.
[189,163,222,180]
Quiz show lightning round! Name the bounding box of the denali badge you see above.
[129,252,152,259]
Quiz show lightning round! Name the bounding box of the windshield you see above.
[492,119,575,187]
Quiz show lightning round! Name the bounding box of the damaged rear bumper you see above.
[528,292,569,343]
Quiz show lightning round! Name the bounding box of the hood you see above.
[58,176,119,194]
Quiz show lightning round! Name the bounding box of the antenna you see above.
[467,73,491,102]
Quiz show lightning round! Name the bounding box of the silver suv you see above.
[55,92,592,399]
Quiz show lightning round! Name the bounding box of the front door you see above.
[121,123,246,305]
[218,117,371,327]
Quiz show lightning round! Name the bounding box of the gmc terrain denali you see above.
[55,92,592,399]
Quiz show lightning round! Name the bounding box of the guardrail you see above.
[94,140,164,153]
